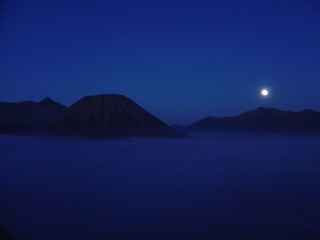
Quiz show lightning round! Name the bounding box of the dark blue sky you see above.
[1,0,319,124]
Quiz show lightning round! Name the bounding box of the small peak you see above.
[39,97,54,104]
[251,107,282,114]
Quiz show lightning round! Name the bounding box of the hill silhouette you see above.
[0,97,67,134]
[187,107,320,134]
[2,96,319,136]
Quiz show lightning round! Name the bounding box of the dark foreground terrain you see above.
[1,134,320,240]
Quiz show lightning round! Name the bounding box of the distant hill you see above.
[187,107,320,134]
[0,97,67,134]
[50,94,185,138]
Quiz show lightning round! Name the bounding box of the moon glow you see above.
[261,89,268,96]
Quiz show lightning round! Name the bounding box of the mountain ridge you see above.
[0,97,67,134]
[0,94,185,138]
[187,107,320,134]
[1,96,319,136]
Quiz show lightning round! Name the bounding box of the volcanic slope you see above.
[52,94,185,138]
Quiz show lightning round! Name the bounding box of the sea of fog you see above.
[1,134,320,240]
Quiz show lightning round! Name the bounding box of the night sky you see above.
[1,0,319,124]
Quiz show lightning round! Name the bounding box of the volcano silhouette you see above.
[51,94,184,138]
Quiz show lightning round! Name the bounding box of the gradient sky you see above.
[1,0,319,124]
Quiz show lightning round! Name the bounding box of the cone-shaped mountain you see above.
[52,94,185,138]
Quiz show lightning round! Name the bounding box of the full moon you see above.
[261,89,268,96]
